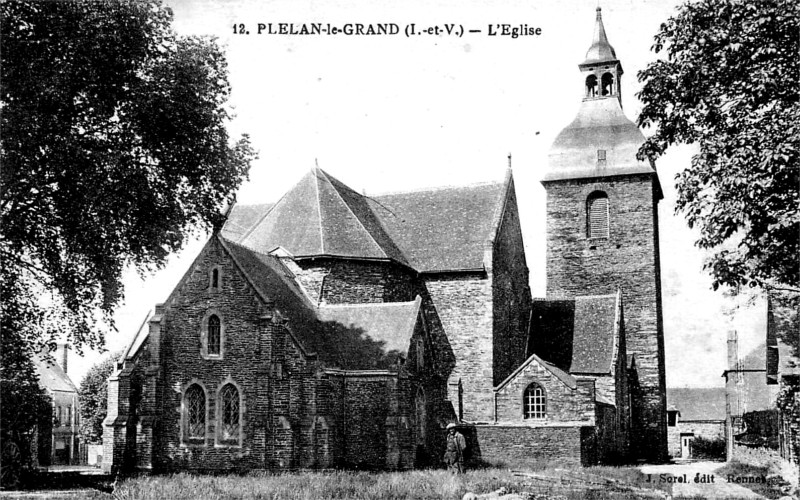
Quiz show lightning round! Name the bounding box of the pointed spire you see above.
[582,7,617,66]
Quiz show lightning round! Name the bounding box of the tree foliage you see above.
[0,329,51,460]
[637,0,799,290]
[78,352,121,444]
[0,0,255,352]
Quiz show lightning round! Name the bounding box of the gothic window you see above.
[585,74,598,97]
[416,337,425,370]
[185,384,206,441]
[208,315,221,356]
[523,383,546,419]
[218,383,241,445]
[211,268,219,289]
[587,191,610,239]
[415,387,426,445]
[601,72,614,96]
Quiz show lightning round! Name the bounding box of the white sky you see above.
[66,0,768,390]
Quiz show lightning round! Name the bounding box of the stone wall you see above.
[291,259,415,305]
[495,359,594,424]
[491,180,533,387]
[473,424,594,468]
[102,237,432,473]
[668,420,725,458]
[543,174,666,460]
[421,273,494,422]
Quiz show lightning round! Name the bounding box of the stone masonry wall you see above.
[293,259,415,305]
[154,238,315,471]
[544,174,666,460]
[495,360,594,424]
[491,180,533,386]
[474,425,593,468]
[668,421,725,458]
[421,274,494,422]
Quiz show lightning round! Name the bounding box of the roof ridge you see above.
[369,179,505,197]
[313,169,326,255]
[318,300,419,309]
[318,169,389,259]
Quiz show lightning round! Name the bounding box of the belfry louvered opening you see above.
[587,191,610,239]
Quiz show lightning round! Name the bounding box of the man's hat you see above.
[446,423,456,430]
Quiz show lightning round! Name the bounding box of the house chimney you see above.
[727,330,738,372]
[57,343,68,374]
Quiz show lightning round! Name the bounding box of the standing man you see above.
[444,423,466,473]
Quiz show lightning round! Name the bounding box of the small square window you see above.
[597,149,607,161]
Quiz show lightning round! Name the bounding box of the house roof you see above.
[317,297,422,361]
[225,169,510,274]
[222,237,421,370]
[368,180,506,272]
[221,203,273,241]
[495,353,578,392]
[238,169,408,266]
[528,293,619,375]
[34,356,77,393]
[667,387,726,421]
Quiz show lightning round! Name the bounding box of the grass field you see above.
[110,466,674,500]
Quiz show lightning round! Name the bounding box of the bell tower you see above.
[542,7,667,461]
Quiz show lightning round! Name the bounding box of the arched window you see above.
[587,191,610,239]
[585,74,598,98]
[601,72,614,96]
[416,337,425,370]
[415,387,426,445]
[523,383,546,419]
[208,315,221,355]
[211,268,219,289]
[185,384,206,441]
[219,383,241,445]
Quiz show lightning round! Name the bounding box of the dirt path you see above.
[640,461,766,499]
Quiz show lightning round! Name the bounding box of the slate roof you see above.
[33,356,78,393]
[368,180,506,272]
[221,204,273,241]
[495,353,578,391]
[317,297,422,357]
[222,237,421,370]
[226,168,510,273]
[667,387,726,421]
[528,293,619,375]
[582,7,618,66]
[238,169,408,265]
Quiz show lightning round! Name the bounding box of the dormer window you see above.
[585,75,598,98]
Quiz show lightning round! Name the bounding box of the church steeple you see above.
[544,7,657,186]
[582,7,618,66]
[579,7,623,102]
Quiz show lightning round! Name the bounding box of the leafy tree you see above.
[78,352,122,444]
[0,329,51,479]
[637,0,799,290]
[0,0,255,353]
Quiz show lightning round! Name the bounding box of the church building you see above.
[103,7,667,473]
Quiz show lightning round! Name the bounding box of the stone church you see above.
[103,7,667,473]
